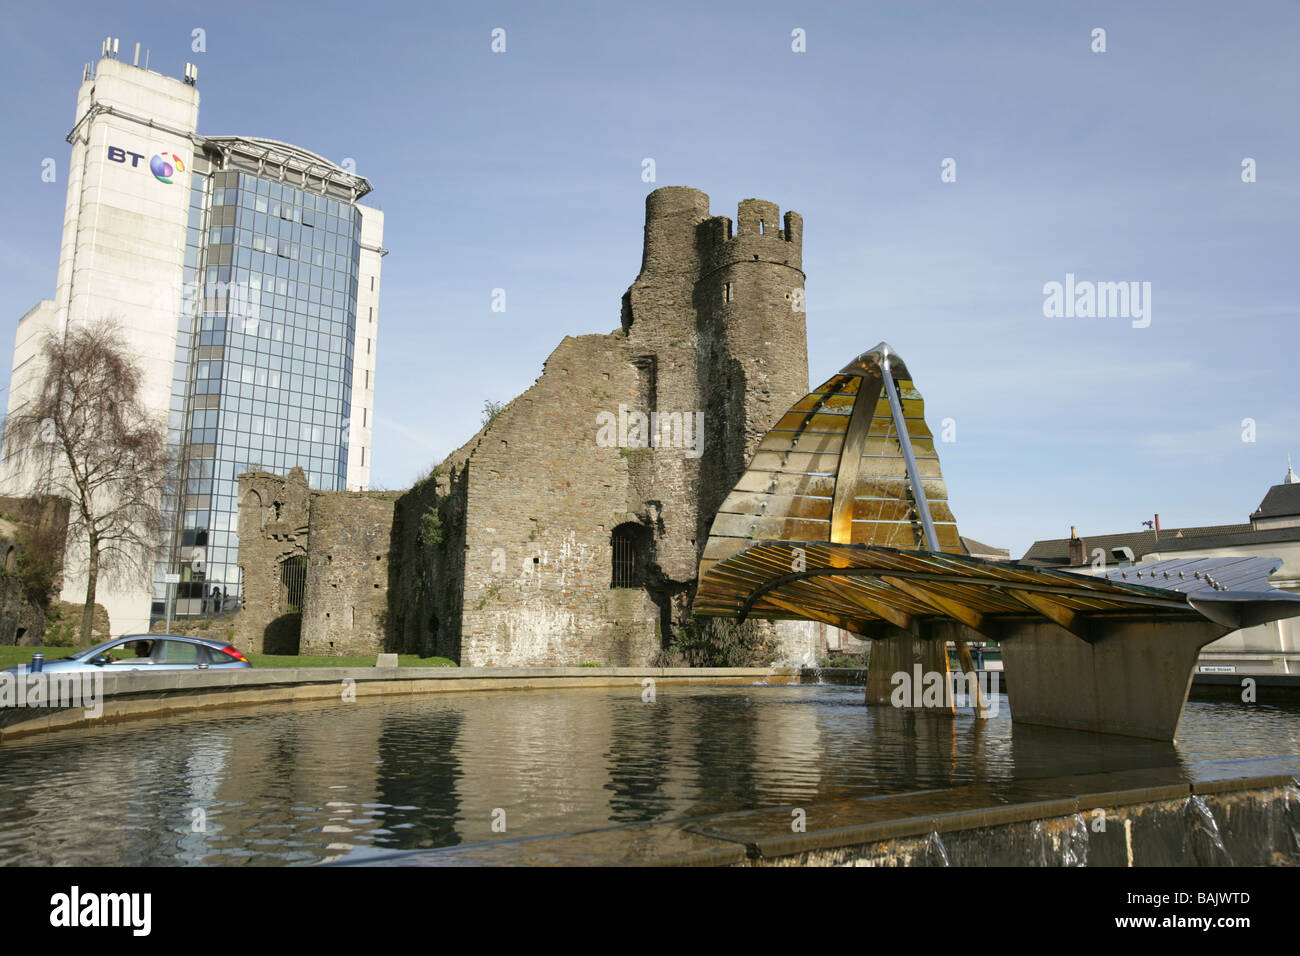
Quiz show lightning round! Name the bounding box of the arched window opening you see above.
[280,554,307,613]
[611,523,651,589]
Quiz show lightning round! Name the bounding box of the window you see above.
[156,640,201,664]
[280,555,307,612]
[104,640,154,665]
[723,282,733,303]
[610,523,650,588]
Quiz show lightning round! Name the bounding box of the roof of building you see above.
[200,134,373,200]
[1021,524,1253,566]
[961,535,1010,558]
[1252,481,1300,520]
[1150,524,1300,553]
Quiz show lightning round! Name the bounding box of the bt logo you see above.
[107,145,186,184]
[150,152,185,183]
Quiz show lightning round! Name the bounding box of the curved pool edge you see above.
[0,665,803,741]
[335,763,1300,867]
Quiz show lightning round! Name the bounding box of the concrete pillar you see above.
[864,623,952,713]
[999,618,1228,740]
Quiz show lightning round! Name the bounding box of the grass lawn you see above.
[0,646,91,668]
[0,646,456,670]
[249,654,456,668]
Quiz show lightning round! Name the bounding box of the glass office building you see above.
[156,154,373,619]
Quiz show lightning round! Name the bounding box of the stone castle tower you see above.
[236,187,811,665]
[617,186,809,611]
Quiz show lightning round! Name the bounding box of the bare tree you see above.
[2,319,171,643]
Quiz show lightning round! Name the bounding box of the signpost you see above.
[164,572,180,633]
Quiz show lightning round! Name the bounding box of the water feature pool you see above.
[0,683,1297,865]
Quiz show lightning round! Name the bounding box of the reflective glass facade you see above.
[153,167,362,619]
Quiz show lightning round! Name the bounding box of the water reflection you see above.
[0,685,1294,865]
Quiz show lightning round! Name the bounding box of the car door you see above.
[149,638,206,671]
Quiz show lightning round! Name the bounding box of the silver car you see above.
[4,635,253,675]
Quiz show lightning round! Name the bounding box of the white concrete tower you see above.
[1,44,201,636]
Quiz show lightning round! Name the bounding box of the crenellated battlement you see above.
[638,188,803,279]
[700,199,803,276]
[700,200,801,245]
[736,199,789,239]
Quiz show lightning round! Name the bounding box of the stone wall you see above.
[387,471,465,660]
[454,333,662,666]
[0,577,46,646]
[234,468,312,653]
[299,490,398,655]
[149,614,235,643]
[0,495,72,646]
[235,468,401,657]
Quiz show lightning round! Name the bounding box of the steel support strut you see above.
[878,348,940,553]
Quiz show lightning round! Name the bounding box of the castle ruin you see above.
[236,187,823,664]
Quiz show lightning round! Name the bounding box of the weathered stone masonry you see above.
[235,467,397,654]
[0,495,71,646]
[235,468,310,653]
[301,490,400,656]
[236,188,814,665]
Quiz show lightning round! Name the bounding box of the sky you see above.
[0,0,1296,557]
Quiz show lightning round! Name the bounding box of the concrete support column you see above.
[864,622,952,712]
[999,618,1228,740]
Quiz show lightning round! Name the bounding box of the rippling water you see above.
[0,684,1297,865]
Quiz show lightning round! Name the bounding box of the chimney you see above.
[1154,513,1160,533]
[1067,525,1086,566]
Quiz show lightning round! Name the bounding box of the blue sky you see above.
[1,1,1296,556]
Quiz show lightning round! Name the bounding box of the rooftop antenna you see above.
[133,42,140,66]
